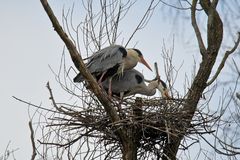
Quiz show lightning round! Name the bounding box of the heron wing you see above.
[73,45,127,82]
[87,45,127,74]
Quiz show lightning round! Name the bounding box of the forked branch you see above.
[207,32,240,86]
[191,0,207,57]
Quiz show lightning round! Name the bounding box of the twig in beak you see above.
[154,62,160,83]
[144,62,160,82]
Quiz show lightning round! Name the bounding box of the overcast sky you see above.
[0,0,63,158]
[1,0,239,159]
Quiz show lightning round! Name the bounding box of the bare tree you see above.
[0,141,19,160]
[13,0,240,159]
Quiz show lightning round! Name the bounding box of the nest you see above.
[39,91,194,159]
[113,98,187,157]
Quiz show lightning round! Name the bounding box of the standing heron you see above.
[102,69,170,99]
[74,45,152,96]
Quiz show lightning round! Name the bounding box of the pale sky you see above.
[1,0,239,159]
[0,0,64,159]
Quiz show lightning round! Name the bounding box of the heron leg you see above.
[98,71,107,88]
[108,77,112,98]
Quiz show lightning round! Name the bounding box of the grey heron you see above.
[73,45,152,96]
[102,69,170,99]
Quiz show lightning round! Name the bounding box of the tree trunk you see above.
[122,98,142,160]
[162,136,181,160]
[161,0,223,159]
[122,139,138,160]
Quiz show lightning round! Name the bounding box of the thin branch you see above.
[46,82,68,114]
[125,0,158,47]
[159,0,191,10]
[191,0,207,57]
[232,59,240,76]
[29,121,37,160]
[207,32,240,86]
[12,96,58,113]
[234,59,240,101]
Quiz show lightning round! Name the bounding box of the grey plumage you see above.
[74,45,127,82]
[102,69,144,96]
[87,45,126,73]
[102,69,170,98]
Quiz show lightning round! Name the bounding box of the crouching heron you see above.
[102,69,170,99]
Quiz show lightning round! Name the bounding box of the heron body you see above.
[73,45,152,96]
[102,69,170,99]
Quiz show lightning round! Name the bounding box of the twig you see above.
[46,82,65,114]
[12,96,58,113]
[154,62,160,80]
[29,121,37,160]
[207,32,240,86]
[144,62,160,82]
[125,0,158,47]
[232,59,240,76]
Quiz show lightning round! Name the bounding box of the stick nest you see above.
[39,93,199,159]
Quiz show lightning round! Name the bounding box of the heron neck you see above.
[124,56,138,70]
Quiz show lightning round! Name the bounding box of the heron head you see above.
[127,49,152,71]
[157,79,171,99]
[145,76,170,99]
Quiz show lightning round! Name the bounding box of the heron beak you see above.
[139,56,152,71]
[164,90,171,99]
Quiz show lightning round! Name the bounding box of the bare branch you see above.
[200,0,223,53]
[125,0,159,46]
[12,96,57,113]
[0,142,19,160]
[207,32,240,86]
[29,121,37,160]
[191,0,207,57]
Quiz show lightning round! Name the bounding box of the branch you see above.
[12,96,58,113]
[46,82,69,114]
[40,0,127,144]
[233,59,240,76]
[191,0,207,57]
[29,121,37,160]
[200,0,223,53]
[125,0,158,47]
[207,32,240,86]
[212,0,219,9]
[164,1,223,159]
